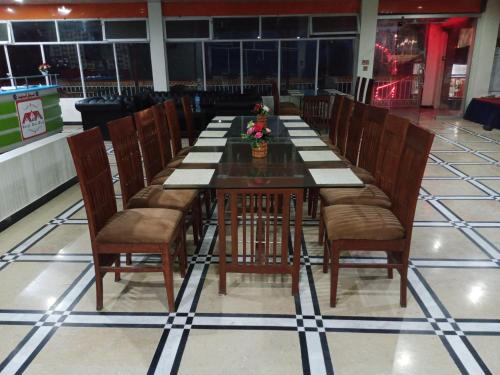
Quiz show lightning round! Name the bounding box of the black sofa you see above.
[75,90,262,140]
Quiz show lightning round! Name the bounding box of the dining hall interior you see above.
[0,0,499,373]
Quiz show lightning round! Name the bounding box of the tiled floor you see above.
[0,119,499,374]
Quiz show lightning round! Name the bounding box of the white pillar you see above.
[356,0,379,79]
[465,0,500,107]
[148,0,168,91]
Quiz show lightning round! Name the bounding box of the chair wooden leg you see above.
[95,265,104,311]
[330,241,340,307]
[323,238,329,274]
[400,261,408,308]
[161,249,175,312]
[114,254,121,282]
[387,252,393,279]
[191,198,200,246]
[318,200,325,245]
[204,190,211,219]
[179,225,187,278]
[125,253,132,265]
[311,189,318,219]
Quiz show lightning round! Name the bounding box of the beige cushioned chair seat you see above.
[177,146,194,157]
[320,184,391,208]
[96,208,183,245]
[127,185,198,211]
[351,166,375,184]
[324,204,404,241]
[151,168,175,185]
[166,158,183,168]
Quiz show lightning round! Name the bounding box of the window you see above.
[318,39,355,94]
[165,19,210,39]
[213,18,259,40]
[0,48,9,87]
[243,41,278,95]
[58,21,102,42]
[44,45,83,98]
[104,20,147,40]
[0,23,9,42]
[280,41,316,93]
[7,45,42,76]
[261,17,308,39]
[205,42,240,92]
[311,16,358,35]
[116,43,153,95]
[12,21,57,42]
[166,42,203,90]
[79,44,118,96]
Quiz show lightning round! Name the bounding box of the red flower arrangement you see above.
[241,120,272,148]
[252,103,270,116]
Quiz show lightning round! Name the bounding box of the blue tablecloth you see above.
[464,98,500,129]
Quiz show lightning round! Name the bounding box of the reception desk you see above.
[0,85,63,153]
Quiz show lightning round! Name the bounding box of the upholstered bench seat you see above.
[324,204,404,241]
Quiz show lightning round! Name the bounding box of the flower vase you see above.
[252,142,268,158]
[257,114,268,126]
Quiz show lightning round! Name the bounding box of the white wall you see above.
[60,98,82,123]
[148,0,168,92]
[466,0,500,106]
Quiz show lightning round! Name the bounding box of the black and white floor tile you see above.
[0,119,499,374]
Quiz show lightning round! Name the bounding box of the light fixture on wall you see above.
[57,6,72,16]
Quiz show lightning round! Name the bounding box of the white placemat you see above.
[213,116,235,121]
[164,169,215,186]
[288,130,318,137]
[284,122,310,128]
[280,115,301,120]
[182,152,223,164]
[206,123,232,129]
[291,138,327,147]
[195,138,227,147]
[299,151,340,162]
[309,168,363,186]
[199,130,227,138]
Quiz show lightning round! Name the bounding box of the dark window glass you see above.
[79,44,118,96]
[58,21,102,42]
[213,18,259,40]
[166,42,203,90]
[7,45,42,76]
[0,48,9,87]
[311,16,358,34]
[0,23,8,41]
[12,21,57,42]
[280,41,316,94]
[261,17,308,39]
[318,39,354,94]
[44,45,83,98]
[204,42,240,92]
[104,21,147,40]
[165,20,209,39]
[243,41,277,95]
[116,43,153,95]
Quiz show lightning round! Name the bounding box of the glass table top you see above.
[164,116,363,189]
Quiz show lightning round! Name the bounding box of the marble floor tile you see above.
[442,200,500,222]
[0,325,33,363]
[453,164,500,177]
[421,179,487,196]
[26,224,91,254]
[467,336,500,374]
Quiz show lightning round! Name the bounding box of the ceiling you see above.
[0,0,319,3]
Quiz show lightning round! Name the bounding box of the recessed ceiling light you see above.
[57,6,72,16]
[6,7,14,13]
[417,6,423,9]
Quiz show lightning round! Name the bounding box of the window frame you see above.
[56,19,104,42]
[309,14,360,36]
[10,20,58,43]
[164,16,212,41]
[103,18,149,42]
[0,22,11,44]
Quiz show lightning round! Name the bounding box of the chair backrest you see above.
[271,81,280,115]
[391,125,434,236]
[107,115,145,206]
[302,95,331,131]
[328,94,344,146]
[216,188,303,268]
[358,77,367,102]
[374,114,410,198]
[344,101,368,165]
[357,105,388,173]
[151,103,174,168]
[164,99,183,156]
[354,76,361,98]
[134,107,164,185]
[181,95,196,146]
[67,127,117,241]
[336,96,355,156]
[364,78,374,104]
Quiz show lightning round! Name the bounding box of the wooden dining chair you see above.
[322,124,434,307]
[108,115,202,245]
[350,105,389,184]
[328,94,345,147]
[344,101,369,165]
[164,99,192,157]
[272,81,299,115]
[353,76,361,99]
[332,96,355,157]
[181,96,196,146]
[67,127,186,312]
[217,188,303,295]
[302,95,331,133]
[318,114,410,243]
[151,103,179,169]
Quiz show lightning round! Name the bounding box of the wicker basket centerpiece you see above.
[242,119,272,159]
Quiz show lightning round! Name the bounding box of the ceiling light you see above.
[417,6,423,9]
[6,7,14,13]
[14,0,23,3]
[57,6,72,16]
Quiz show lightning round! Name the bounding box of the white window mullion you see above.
[40,44,50,85]
[76,43,87,98]
[240,40,243,94]
[314,39,319,94]
[4,44,14,86]
[277,40,281,96]
[113,43,121,95]
[202,41,207,91]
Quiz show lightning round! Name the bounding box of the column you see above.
[465,0,500,107]
[148,0,168,91]
[356,0,379,79]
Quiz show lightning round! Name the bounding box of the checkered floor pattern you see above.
[0,120,499,374]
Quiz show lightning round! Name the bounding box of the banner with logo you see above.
[16,96,47,140]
